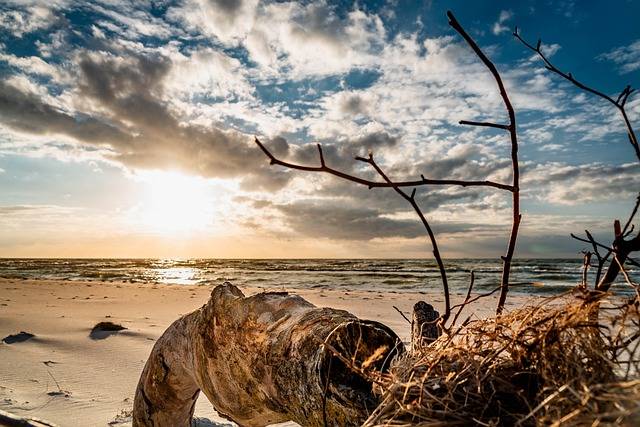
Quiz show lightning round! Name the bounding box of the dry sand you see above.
[0,277,533,426]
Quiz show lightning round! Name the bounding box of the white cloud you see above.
[492,10,512,35]
[169,0,259,44]
[598,39,640,74]
[164,47,255,100]
[170,0,385,78]
[0,3,59,37]
[0,52,67,83]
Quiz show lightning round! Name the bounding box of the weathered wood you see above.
[411,301,441,350]
[133,283,403,427]
[0,409,57,427]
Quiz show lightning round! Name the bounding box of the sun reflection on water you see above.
[153,265,199,285]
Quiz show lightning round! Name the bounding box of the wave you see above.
[1,258,637,296]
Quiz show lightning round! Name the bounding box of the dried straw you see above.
[367,290,640,426]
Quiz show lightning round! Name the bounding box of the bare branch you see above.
[622,193,640,236]
[449,286,502,319]
[356,153,452,322]
[393,306,411,324]
[514,29,619,105]
[598,220,640,291]
[514,30,640,163]
[449,11,521,315]
[316,143,325,167]
[516,28,640,291]
[581,251,591,289]
[571,232,610,254]
[449,271,476,329]
[255,138,514,191]
[459,120,510,131]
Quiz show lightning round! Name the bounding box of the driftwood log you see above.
[133,283,403,427]
[0,409,57,427]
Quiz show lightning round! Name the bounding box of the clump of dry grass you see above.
[367,291,640,426]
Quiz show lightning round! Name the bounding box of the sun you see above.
[137,171,214,234]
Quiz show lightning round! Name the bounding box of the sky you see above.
[0,0,639,259]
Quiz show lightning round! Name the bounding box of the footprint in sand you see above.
[2,331,35,344]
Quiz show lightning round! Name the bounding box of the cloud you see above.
[598,39,640,74]
[240,197,506,242]
[163,47,255,100]
[170,0,385,78]
[492,10,512,35]
[0,0,636,258]
[524,162,640,205]
[0,78,132,146]
[169,0,259,44]
[88,2,176,40]
[0,2,61,38]
[0,50,291,190]
[0,52,64,81]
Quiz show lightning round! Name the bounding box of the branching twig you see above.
[356,153,451,322]
[571,231,606,286]
[513,30,639,163]
[598,220,640,291]
[255,139,513,191]
[449,271,476,328]
[449,11,521,315]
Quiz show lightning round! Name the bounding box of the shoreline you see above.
[0,278,536,426]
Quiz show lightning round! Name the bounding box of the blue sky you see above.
[0,0,638,258]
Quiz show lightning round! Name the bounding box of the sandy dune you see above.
[0,278,530,426]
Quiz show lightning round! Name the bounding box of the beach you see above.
[0,277,534,426]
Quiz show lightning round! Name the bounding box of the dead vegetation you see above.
[367,291,640,426]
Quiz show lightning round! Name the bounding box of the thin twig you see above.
[393,306,411,324]
[514,29,639,163]
[449,11,521,315]
[459,120,510,130]
[581,251,592,289]
[356,153,451,322]
[449,271,476,328]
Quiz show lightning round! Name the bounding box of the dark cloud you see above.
[209,0,244,15]
[276,202,420,240]
[241,198,503,241]
[339,93,368,116]
[523,162,640,203]
[0,51,296,191]
[0,80,131,146]
[0,205,44,215]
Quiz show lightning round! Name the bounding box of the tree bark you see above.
[133,283,403,427]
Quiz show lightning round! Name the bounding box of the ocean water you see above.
[0,258,637,296]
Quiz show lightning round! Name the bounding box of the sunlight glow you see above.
[137,171,214,234]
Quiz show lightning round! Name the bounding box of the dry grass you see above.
[367,290,640,426]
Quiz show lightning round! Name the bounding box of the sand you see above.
[0,277,533,426]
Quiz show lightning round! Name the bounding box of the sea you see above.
[0,258,637,296]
